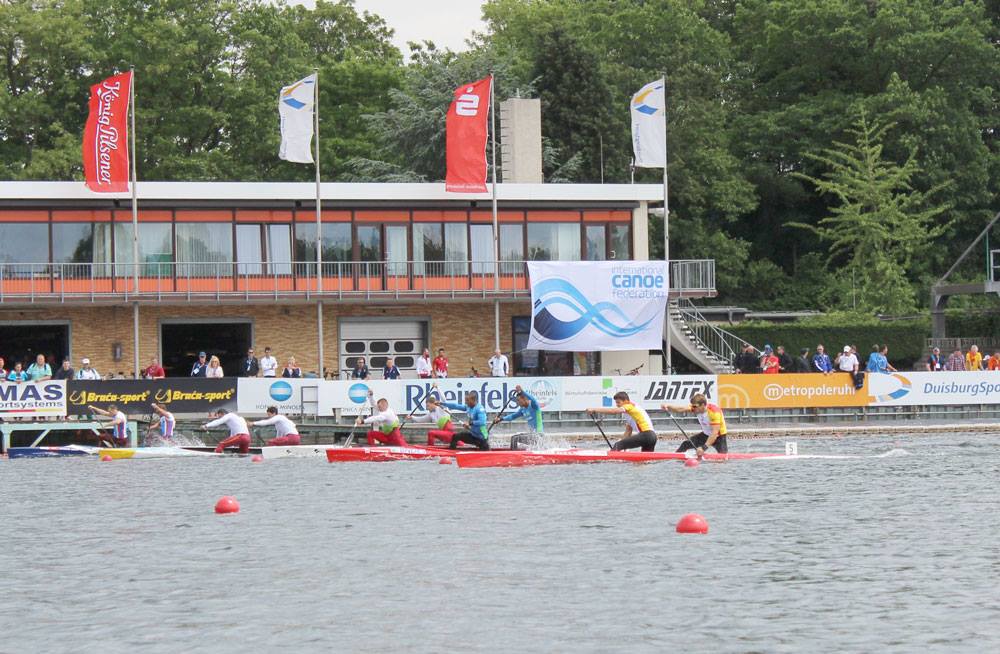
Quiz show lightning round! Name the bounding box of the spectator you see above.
[926,347,942,371]
[54,359,75,380]
[866,345,897,373]
[812,344,832,374]
[432,348,449,378]
[488,348,509,377]
[793,348,811,373]
[206,355,224,378]
[415,348,433,379]
[26,354,52,381]
[259,347,278,378]
[350,357,369,380]
[944,347,965,371]
[966,345,983,371]
[191,352,209,377]
[7,362,28,383]
[282,357,302,378]
[241,348,259,377]
[0,356,7,378]
[382,357,401,380]
[837,345,859,376]
[865,345,882,373]
[143,356,165,379]
[733,344,759,374]
[760,345,779,374]
[76,358,100,380]
[989,350,1000,371]
[776,345,793,373]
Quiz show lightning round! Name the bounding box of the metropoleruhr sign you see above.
[0,380,67,417]
[526,261,668,352]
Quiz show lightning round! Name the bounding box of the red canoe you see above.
[454,450,786,468]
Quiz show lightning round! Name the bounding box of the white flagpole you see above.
[129,65,140,379]
[313,67,324,374]
[662,76,672,374]
[490,74,500,351]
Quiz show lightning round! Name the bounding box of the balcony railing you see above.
[0,259,716,303]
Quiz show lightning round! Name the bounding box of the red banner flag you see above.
[83,71,132,193]
[445,75,492,193]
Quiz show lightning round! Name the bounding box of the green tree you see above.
[791,109,950,314]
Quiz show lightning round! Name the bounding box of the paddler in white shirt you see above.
[357,397,407,447]
[203,409,252,454]
[253,406,301,446]
[410,394,458,446]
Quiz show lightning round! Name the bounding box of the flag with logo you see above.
[83,71,132,193]
[445,75,492,193]
[278,73,317,164]
[630,78,666,168]
[526,261,668,352]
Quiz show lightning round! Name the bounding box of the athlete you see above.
[587,391,657,452]
[204,409,252,454]
[493,385,544,450]
[149,402,176,444]
[662,393,728,455]
[253,406,301,446]
[410,394,457,446]
[357,398,406,447]
[89,403,129,447]
[442,391,490,450]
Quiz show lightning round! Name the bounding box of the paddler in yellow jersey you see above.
[587,391,657,452]
[662,393,728,455]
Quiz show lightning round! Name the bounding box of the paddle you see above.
[665,411,701,454]
[343,391,373,448]
[587,411,615,449]
[487,391,518,435]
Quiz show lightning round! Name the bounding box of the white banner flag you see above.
[526,261,668,352]
[278,74,316,164]
[630,78,666,168]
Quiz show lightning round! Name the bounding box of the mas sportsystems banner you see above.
[0,380,67,417]
[526,261,668,352]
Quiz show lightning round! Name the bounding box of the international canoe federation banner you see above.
[526,261,668,352]
[278,73,317,164]
[631,78,666,168]
[83,71,132,193]
[0,380,67,417]
[66,379,237,416]
[445,75,492,193]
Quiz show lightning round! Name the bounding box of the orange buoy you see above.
[251,455,264,463]
[214,496,240,514]
[684,458,700,468]
[439,457,454,465]
[101,454,113,462]
[676,513,708,534]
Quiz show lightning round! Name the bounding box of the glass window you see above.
[386,225,408,276]
[585,225,606,261]
[266,224,292,275]
[445,223,468,275]
[0,224,48,276]
[52,224,93,265]
[471,224,494,275]
[528,223,579,261]
[357,225,381,266]
[236,224,262,275]
[413,223,443,275]
[610,224,631,260]
[295,223,352,276]
[499,224,523,275]
[114,223,173,276]
[175,223,232,276]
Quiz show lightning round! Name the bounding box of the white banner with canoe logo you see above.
[0,380,67,417]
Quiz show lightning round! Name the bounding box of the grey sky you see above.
[287,1,486,54]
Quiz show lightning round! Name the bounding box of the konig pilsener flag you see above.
[630,78,666,168]
[445,75,492,193]
[83,71,132,193]
[278,74,317,164]
[526,261,668,352]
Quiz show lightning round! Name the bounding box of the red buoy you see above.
[684,458,700,468]
[101,454,113,462]
[214,496,240,514]
[676,513,708,534]
[439,457,454,465]
[251,455,264,463]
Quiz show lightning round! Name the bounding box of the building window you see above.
[527,223,581,261]
[470,224,493,275]
[445,223,468,275]
[113,223,173,276]
[500,223,523,274]
[0,223,48,266]
[295,223,352,275]
[511,316,599,376]
[585,224,607,261]
[175,223,232,276]
[412,222,444,275]
[357,225,381,264]
[51,223,113,275]
[610,224,631,260]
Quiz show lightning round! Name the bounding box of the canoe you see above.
[6,445,99,459]
[325,446,459,462]
[99,447,221,460]
[260,444,345,460]
[455,449,787,468]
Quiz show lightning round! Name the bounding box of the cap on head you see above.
[199,351,207,357]
[843,346,852,353]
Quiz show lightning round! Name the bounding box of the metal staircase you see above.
[668,299,758,373]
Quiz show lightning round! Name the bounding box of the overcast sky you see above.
[288,1,487,54]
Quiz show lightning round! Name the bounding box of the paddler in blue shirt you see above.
[492,385,544,450]
[442,390,490,450]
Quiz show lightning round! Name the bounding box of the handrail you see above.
[674,298,759,371]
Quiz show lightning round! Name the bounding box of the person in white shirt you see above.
[837,345,859,373]
[89,403,129,447]
[203,409,251,454]
[357,398,406,446]
[488,349,509,377]
[259,347,278,378]
[206,355,224,378]
[76,357,100,380]
[415,348,432,379]
[253,406,300,446]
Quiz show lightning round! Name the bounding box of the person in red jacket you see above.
[432,348,449,378]
[760,345,780,374]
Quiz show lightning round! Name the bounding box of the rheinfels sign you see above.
[83,71,132,193]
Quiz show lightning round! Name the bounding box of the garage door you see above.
[339,320,427,378]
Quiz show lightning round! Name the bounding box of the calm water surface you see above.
[2,434,998,653]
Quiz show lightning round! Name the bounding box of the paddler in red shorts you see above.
[203,409,252,454]
[252,406,301,446]
[357,397,407,447]
[411,394,458,446]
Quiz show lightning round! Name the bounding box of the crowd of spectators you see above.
[736,342,1000,374]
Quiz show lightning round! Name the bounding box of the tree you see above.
[790,109,950,314]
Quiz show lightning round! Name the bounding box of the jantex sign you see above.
[67,379,237,415]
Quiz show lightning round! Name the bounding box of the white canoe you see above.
[99,447,222,460]
[260,444,343,460]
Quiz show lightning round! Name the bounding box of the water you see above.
[2,434,998,653]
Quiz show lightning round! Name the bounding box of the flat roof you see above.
[0,181,664,203]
